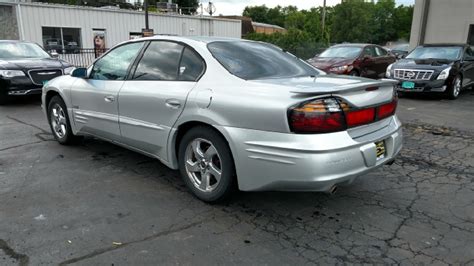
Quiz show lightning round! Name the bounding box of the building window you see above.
[42,27,82,54]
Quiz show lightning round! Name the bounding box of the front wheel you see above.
[178,126,236,203]
[446,75,462,100]
[349,70,359,76]
[47,95,79,145]
[0,90,9,105]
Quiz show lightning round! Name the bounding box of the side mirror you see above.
[50,50,59,58]
[71,68,88,78]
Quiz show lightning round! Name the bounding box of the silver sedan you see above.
[42,36,402,202]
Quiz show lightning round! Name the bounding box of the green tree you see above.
[330,1,374,43]
[394,5,414,41]
[243,5,269,23]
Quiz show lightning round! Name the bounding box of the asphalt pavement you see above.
[1,91,473,265]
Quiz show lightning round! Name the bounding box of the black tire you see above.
[47,95,79,145]
[446,75,462,100]
[178,126,236,203]
[349,70,359,77]
[0,89,9,105]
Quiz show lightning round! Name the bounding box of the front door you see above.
[118,41,205,161]
[70,41,144,140]
[360,46,378,79]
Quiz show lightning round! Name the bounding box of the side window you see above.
[375,46,388,56]
[464,47,473,59]
[363,46,376,57]
[179,47,205,81]
[90,42,143,80]
[133,41,184,81]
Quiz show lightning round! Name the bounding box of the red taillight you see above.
[346,108,376,128]
[377,99,397,120]
[289,98,346,133]
[289,97,398,134]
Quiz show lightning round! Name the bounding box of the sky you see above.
[208,0,415,16]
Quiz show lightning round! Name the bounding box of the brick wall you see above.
[0,6,19,40]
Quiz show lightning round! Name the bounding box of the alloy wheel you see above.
[453,77,461,97]
[50,104,67,138]
[184,138,222,193]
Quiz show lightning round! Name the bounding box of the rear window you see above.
[207,41,319,80]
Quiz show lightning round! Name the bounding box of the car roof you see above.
[332,43,374,48]
[0,40,36,44]
[421,43,467,47]
[140,35,245,44]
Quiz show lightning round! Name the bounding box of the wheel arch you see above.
[167,120,237,176]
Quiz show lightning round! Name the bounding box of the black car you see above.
[386,43,474,99]
[0,40,73,104]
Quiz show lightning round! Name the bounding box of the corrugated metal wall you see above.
[13,3,241,48]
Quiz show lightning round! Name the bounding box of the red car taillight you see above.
[289,96,398,134]
[289,98,346,133]
[377,98,398,120]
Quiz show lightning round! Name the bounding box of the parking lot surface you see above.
[1,92,474,265]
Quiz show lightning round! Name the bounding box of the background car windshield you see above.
[319,46,362,58]
[406,47,462,60]
[0,42,50,59]
[207,41,319,80]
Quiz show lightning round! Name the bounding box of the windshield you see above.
[319,46,362,58]
[207,41,320,80]
[406,46,462,60]
[0,42,51,59]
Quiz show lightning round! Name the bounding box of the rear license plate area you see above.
[375,140,386,160]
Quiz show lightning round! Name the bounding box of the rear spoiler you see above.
[290,78,398,95]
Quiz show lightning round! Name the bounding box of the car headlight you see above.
[63,67,75,75]
[386,63,394,78]
[329,65,349,72]
[437,67,451,80]
[0,70,25,78]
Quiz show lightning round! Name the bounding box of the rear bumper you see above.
[219,116,402,192]
[393,78,449,93]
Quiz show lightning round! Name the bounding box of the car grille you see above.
[393,69,434,80]
[28,69,62,85]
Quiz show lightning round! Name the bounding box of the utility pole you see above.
[321,0,326,35]
[144,0,149,30]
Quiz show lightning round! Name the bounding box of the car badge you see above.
[406,71,415,78]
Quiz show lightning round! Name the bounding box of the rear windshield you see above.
[319,46,362,58]
[207,41,320,80]
[406,46,462,60]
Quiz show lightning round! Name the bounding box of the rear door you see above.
[375,46,395,78]
[360,46,378,79]
[462,46,474,87]
[118,41,205,161]
[70,41,144,140]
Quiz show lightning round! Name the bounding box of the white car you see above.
[42,36,402,202]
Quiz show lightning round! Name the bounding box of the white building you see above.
[0,1,241,50]
[410,0,474,48]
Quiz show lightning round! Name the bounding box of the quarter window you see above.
[179,47,205,81]
[133,41,184,81]
[90,42,144,80]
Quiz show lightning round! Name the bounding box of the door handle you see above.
[104,95,115,103]
[165,99,181,109]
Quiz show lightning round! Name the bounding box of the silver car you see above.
[42,36,402,202]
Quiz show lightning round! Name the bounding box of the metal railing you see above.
[47,48,108,67]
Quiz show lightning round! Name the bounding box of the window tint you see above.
[90,42,143,80]
[133,41,184,80]
[363,46,376,57]
[375,46,388,56]
[179,47,205,81]
[208,41,319,80]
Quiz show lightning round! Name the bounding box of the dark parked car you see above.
[308,44,396,79]
[0,40,73,104]
[385,43,410,59]
[386,43,474,99]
